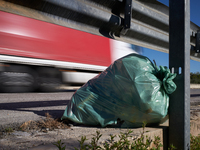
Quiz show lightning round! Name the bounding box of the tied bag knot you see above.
[155,66,177,94]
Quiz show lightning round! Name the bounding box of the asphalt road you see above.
[190,89,200,111]
[0,89,200,131]
[0,90,75,130]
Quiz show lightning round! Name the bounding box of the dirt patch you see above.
[0,113,74,150]
[190,111,200,136]
[18,113,70,132]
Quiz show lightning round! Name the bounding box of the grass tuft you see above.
[19,112,70,132]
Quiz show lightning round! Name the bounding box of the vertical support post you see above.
[169,0,190,149]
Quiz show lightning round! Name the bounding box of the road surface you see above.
[0,89,199,130]
[0,90,75,130]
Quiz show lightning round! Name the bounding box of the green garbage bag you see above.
[61,53,176,128]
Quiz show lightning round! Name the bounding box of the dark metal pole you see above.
[169,0,190,149]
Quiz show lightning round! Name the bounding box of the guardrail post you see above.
[169,0,190,149]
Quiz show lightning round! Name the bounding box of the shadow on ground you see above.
[0,99,70,118]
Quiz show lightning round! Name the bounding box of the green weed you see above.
[53,121,200,150]
[53,139,66,150]
[4,127,13,133]
[190,134,200,150]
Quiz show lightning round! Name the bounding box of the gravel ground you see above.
[0,123,160,150]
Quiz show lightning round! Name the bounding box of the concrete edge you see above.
[28,125,168,150]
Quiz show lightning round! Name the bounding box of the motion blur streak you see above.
[0,10,142,93]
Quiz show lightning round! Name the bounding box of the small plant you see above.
[89,131,102,149]
[75,131,103,150]
[74,129,164,150]
[53,140,66,150]
[75,136,89,150]
[73,121,178,150]
[4,127,13,133]
[53,128,181,150]
[152,136,162,150]
[107,130,133,149]
[190,134,200,150]
[168,144,176,150]
[103,134,117,149]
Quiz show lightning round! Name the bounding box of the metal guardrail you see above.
[0,0,200,61]
[169,0,190,149]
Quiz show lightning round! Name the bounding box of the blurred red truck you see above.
[0,10,140,92]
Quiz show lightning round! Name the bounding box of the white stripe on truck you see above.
[0,54,107,72]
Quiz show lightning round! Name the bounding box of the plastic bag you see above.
[61,53,176,128]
